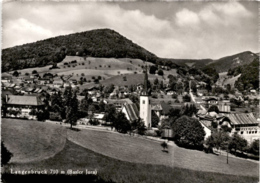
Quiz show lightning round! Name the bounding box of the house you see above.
[217,103,230,113]
[53,79,64,88]
[105,98,133,111]
[2,75,12,83]
[121,103,139,122]
[91,113,106,124]
[224,113,259,143]
[38,79,51,85]
[24,78,35,84]
[199,120,212,140]
[250,89,257,95]
[151,101,172,123]
[4,94,44,120]
[197,89,207,97]
[204,97,218,108]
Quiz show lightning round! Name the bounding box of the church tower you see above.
[139,66,151,128]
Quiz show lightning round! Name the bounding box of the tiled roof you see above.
[106,99,133,105]
[227,113,258,125]
[6,95,44,106]
[218,104,230,113]
[124,103,139,121]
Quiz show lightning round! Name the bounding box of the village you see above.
[1,60,260,153]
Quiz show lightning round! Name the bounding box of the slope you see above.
[2,29,158,72]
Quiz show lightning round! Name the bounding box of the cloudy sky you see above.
[2,1,259,59]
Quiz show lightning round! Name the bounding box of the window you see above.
[143,100,145,104]
[255,131,257,134]
[249,131,251,134]
[241,131,244,134]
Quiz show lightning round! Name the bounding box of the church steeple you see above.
[141,65,149,96]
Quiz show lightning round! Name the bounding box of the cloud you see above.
[2,2,258,59]
[175,8,200,27]
[3,18,52,48]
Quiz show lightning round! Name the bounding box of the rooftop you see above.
[6,95,44,106]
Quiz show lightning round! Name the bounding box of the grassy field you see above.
[2,119,259,182]
[99,73,166,87]
[1,119,67,163]
[216,72,241,88]
[67,128,259,177]
[3,139,258,183]
[67,129,174,166]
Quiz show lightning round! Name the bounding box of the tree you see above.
[181,104,197,117]
[50,92,65,118]
[32,70,38,74]
[1,141,13,166]
[247,139,259,155]
[182,94,191,102]
[64,87,79,129]
[157,69,164,76]
[79,92,90,118]
[153,78,159,85]
[131,118,146,135]
[149,65,158,74]
[114,112,131,133]
[12,70,19,77]
[151,111,160,127]
[228,133,247,154]
[172,116,205,149]
[104,104,117,123]
[161,141,168,151]
[205,131,230,153]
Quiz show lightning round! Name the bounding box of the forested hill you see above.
[2,29,158,72]
[205,51,258,73]
[228,58,259,91]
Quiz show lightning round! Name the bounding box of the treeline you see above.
[2,29,158,72]
[227,58,259,91]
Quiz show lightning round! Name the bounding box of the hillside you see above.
[233,58,259,91]
[2,29,158,72]
[206,51,258,72]
[1,119,66,163]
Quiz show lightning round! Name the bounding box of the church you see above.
[139,66,152,128]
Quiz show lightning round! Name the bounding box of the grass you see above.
[67,129,174,166]
[216,72,241,88]
[67,128,259,177]
[2,119,259,182]
[1,119,67,163]
[3,139,258,183]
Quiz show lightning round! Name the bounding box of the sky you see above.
[2,1,259,59]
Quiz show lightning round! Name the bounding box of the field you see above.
[14,56,149,76]
[216,72,241,88]
[2,119,259,183]
[8,56,177,88]
[1,119,66,163]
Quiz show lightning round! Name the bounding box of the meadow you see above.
[2,118,259,183]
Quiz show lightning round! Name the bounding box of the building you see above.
[139,66,151,128]
[227,113,259,143]
[105,98,133,111]
[53,79,64,88]
[121,103,139,122]
[4,95,44,120]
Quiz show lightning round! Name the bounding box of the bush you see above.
[49,112,62,121]
[89,119,100,126]
[145,130,157,137]
[1,141,13,166]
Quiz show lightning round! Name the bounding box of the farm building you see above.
[4,95,44,120]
